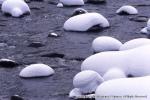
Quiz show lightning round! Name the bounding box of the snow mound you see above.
[120,38,150,50]
[73,70,104,94]
[64,13,110,32]
[59,0,84,6]
[96,76,150,100]
[116,5,138,15]
[1,0,30,17]
[103,68,126,81]
[92,36,122,53]
[81,45,150,78]
[19,64,55,78]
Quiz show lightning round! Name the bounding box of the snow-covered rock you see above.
[59,0,84,6]
[73,70,104,94]
[92,36,122,53]
[71,8,88,17]
[116,5,138,15]
[19,64,55,78]
[1,0,30,17]
[96,76,150,100]
[141,19,150,34]
[57,3,63,8]
[141,27,148,34]
[64,13,110,32]
[81,45,150,78]
[69,88,82,99]
[120,38,150,50]
[103,68,126,81]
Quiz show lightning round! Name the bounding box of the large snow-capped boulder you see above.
[81,45,150,78]
[59,0,84,6]
[96,76,150,100]
[73,70,104,94]
[19,64,55,78]
[116,5,138,15]
[120,38,150,50]
[1,0,30,17]
[64,13,110,32]
[92,36,122,53]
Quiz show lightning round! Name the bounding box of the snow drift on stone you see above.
[64,13,110,32]
[19,64,55,78]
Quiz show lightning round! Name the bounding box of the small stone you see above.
[28,42,45,48]
[0,59,18,68]
[0,43,7,47]
[57,3,63,8]
[129,16,148,22]
[11,95,23,100]
[71,8,88,17]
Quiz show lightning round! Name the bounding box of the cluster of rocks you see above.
[70,36,150,100]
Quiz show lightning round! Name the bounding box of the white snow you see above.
[116,5,138,15]
[73,70,104,94]
[19,64,55,78]
[92,36,122,53]
[59,0,84,6]
[64,13,110,32]
[96,76,150,100]
[103,68,126,81]
[120,38,150,50]
[81,45,150,77]
[1,0,30,17]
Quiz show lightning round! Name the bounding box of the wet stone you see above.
[28,42,45,48]
[129,16,148,22]
[11,95,24,100]
[0,59,18,68]
[41,53,65,58]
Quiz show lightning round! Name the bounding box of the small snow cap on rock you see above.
[0,58,18,68]
[120,38,150,50]
[71,8,88,17]
[69,88,82,99]
[19,64,55,78]
[140,19,150,34]
[73,70,104,94]
[64,12,110,32]
[1,0,30,17]
[11,95,24,100]
[59,0,84,6]
[140,27,148,34]
[92,36,122,53]
[103,68,126,81]
[57,2,63,8]
[116,5,138,15]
